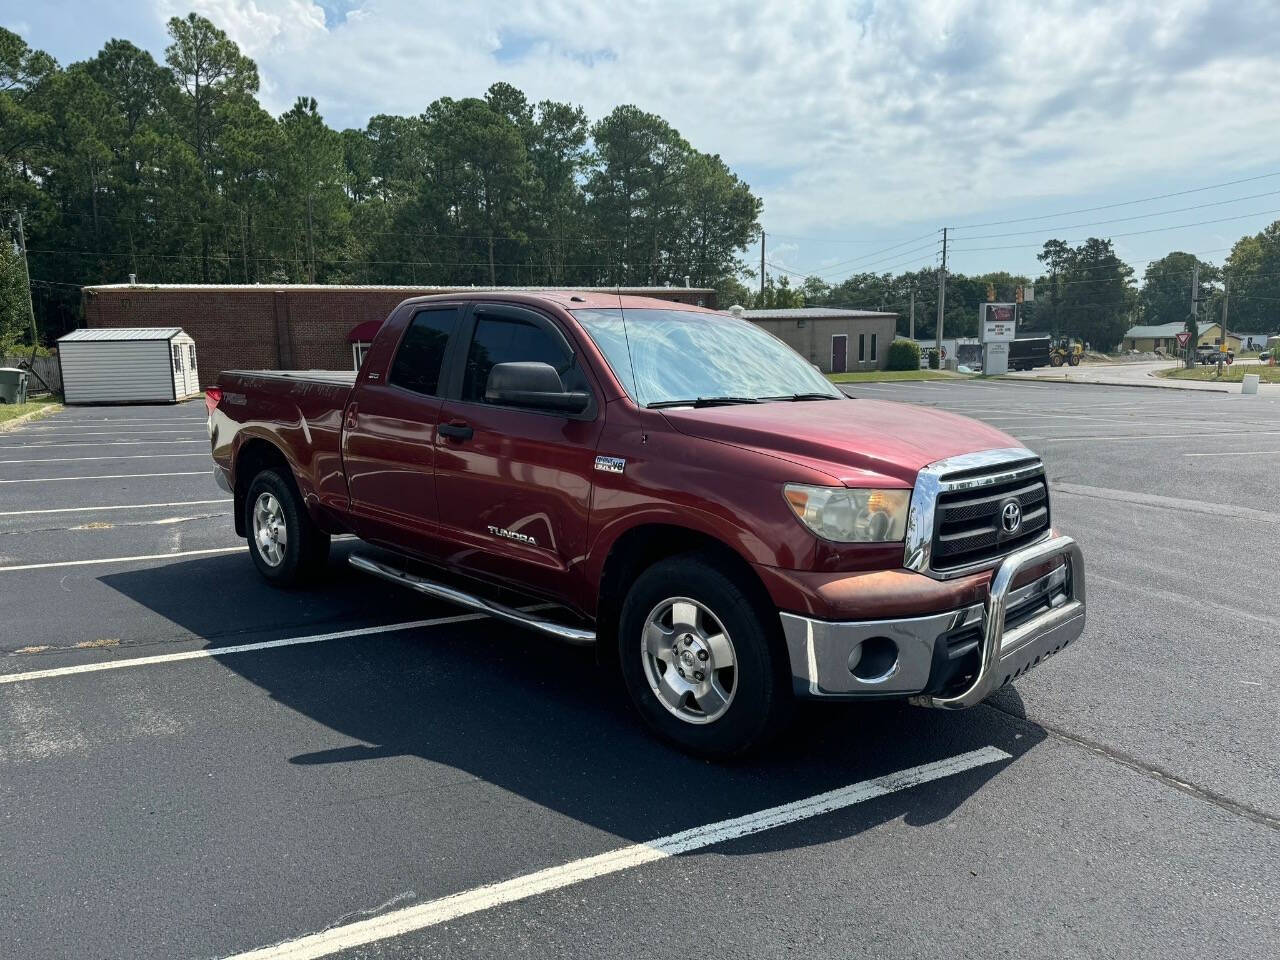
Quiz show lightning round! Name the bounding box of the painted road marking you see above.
[1028,430,1280,442]
[0,471,208,484]
[0,545,244,572]
[0,499,230,517]
[219,747,1009,960]
[1055,483,1280,524]
[0,440,204,449]
[1184,450,1280,457]
[0,613,491,685]
[0,452,208,464]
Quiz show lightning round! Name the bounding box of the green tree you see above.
[1225,222,1280,332]
[0,229,29,349]
[1140,252,1217,326]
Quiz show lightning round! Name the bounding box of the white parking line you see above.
[0,613,489,685]
[0,440,204,449]
[219,746,1009,960]
[0,499,230,517]
[1184,450,1280,457]
[0,452,208,464]
[14,428,204,436]
[0,545,243,572]
[0,471,208,484]
[1032,430,1280,442]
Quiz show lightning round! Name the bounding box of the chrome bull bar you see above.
[912,534,1085,710]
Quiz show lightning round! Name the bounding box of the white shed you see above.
[57,327,201,404]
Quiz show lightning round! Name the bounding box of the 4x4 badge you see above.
[594,455,626,474]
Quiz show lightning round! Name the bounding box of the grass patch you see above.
[827,369,961,383]
[1154,364,1280,383]
[0,398,59,424]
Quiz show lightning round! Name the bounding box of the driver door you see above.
[432,303,604,601]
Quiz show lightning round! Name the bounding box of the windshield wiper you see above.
[763,392,843,402]
[647,396,760,409]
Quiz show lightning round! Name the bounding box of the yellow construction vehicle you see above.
[1049,339,1082,367]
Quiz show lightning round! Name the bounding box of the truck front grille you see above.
[931,472,1050,573]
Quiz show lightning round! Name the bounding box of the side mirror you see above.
[485,361,589,414]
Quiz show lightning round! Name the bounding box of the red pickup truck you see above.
[208,292,1085,756]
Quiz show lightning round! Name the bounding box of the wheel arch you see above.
[593,521,776,669]
[232,436,298,537]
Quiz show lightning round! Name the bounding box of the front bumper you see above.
[779,535,1085,707]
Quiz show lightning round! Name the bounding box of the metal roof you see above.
[741,307,897,319]
[82,283,715,294]
[1123,321,1224,338]
[59,327,184,342]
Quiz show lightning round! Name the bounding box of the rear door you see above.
[341,304,465,555]
[431,303,604,600]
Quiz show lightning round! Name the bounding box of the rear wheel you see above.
[618,553,790,757]
[245,469,330,585]
[1049,353,1064,367]
[1067,353,1081,366]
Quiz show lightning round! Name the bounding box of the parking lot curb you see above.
[0,403,63,432]
[995,375,1232,394]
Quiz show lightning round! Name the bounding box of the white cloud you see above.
[138,0,1280,252]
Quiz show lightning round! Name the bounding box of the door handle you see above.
[438,421,473,441]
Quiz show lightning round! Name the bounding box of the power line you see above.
[948,171,1280,230]
[949,206,1280,253]
[948,188,1280,241]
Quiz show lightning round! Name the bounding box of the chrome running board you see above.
[349,554,596,646]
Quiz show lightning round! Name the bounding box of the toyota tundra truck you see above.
[207,292,1085,756]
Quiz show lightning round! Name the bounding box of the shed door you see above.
[831,334,847,373]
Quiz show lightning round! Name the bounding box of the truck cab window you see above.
[462,315,587,404]
[389,308,459,396]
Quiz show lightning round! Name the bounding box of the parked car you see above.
[1196,344,1234,364]
[207,292,1086,756]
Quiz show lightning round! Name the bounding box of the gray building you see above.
[738,307,898,373]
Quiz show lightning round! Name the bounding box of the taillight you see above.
[204,387,222,415]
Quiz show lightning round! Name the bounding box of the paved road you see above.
[1,387,1277,959]
[1005,357,1279,394]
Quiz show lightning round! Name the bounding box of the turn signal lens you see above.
[782,484,911,543]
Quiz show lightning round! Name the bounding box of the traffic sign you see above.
[1175,332,1191,348]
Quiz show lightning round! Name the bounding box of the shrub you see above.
[886,338,922,371]
[926,348,941,370]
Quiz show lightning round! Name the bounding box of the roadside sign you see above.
[1175,332,1191,348]
[980,303,1016,343]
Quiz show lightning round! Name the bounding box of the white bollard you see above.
[1242,373,1260,395]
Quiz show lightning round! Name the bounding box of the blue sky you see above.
[7,0,1280,286]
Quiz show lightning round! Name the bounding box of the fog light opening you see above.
[848,636,900,684]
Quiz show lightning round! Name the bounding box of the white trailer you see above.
[57,327,201,404]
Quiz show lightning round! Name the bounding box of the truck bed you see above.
[223,369,358,387]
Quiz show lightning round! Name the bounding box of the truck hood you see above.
[659,398,1024,486]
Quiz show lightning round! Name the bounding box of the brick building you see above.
[81,284,716,381]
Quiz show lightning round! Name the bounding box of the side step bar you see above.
[349,554,596,646]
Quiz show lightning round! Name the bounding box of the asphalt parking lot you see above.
[1,382,1278,959]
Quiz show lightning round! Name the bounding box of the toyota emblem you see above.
[1001,500,1022,534]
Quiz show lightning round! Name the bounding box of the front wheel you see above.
[245,469,330,585]
[1067,353,1081,366]
[1049,353,1064,367]
[618,554,791,757]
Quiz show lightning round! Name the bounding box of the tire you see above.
[617,553,791,758]
[1067,353,1081,366]
[244,468,330,586]
[1049,353,1064,367]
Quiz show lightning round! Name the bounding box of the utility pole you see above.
[14,212,38,347]
[908,288,915,340]
[1218,273,1229,375]
[1186,261,1199,370]
[935,227,947,368]
[759,230,766,302]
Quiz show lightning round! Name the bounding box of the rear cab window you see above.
[389,308,460,396]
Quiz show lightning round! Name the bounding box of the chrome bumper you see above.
[212,464,233,494]
[779,535,1085,706]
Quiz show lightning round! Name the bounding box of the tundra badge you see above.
[488,526,538,546]
[594,455,626,474]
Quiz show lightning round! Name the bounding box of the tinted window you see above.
[461,314,586,404]
[389,308,458,396]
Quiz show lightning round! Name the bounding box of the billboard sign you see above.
[980,303,1016,343]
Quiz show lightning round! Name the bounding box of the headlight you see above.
[783,484,910,542]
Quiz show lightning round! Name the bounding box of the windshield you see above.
[573,308,842,407]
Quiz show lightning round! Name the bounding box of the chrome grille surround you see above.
[904,447,1051,580]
